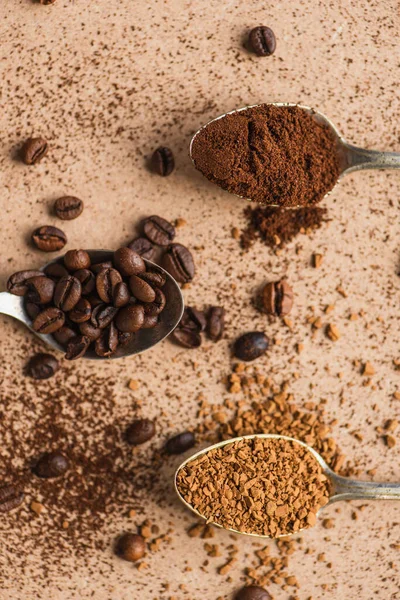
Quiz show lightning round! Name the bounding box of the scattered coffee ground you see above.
[191,104,340,207]
[241,205,328,250]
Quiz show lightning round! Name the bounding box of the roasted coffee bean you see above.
[53,326,77,346]
[180,307,206,332]
[75,268,96,295]
[64,249,91,271]
[115,304,145,333]
[162,243,195,283]
[54,196,84,220]
[128,237,155,260]
[27,353,59,379]
[54,275,82,311]
[22,137,48,165]
[118,331,134,346]
[143,288,166,316]
[40,0,57,5]
[129,275,156,303]
[139,270,166,288]
[143,215,175,246]
[34,451,69,479]
[26,276,55,304]
[248,26,276,56]
[234,332,269,362]
[69,298,91,323]
[142,314,158,329]
[91,304,118,329]
[113,247,145,277]
[113,281,130,308]
[7,270,44,296]
[126,419,156,446]
[87,293,103,308]
[171,328,201,349]
[91,260,113,274]
[117,533,146,562]
[79,321,102,341]
[96,268,122,303]
[44,263,69,280]
[95,323,118,357]
[261,280,293,316]
[166,431,195,455]
[24,300,41,320]
[65,335,90,360]
[151,147,175,177]
[207,306,225,342]
[235,585,272,600]
[32,226,67,252]
[0,485,25,513]
[32,307,65,334]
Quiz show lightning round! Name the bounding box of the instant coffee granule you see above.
[177,437,331,537]
[191,105,340,207]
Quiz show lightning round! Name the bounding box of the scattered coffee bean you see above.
[64,249,91,271]
[126,419,156,446]
[34,451,69,479]
[180,307,206,332]
[261,280,293,316]
[32,225,67,252]
[75,268,96,295]
[79,321,102,341]
[54,196,84,220]
[22,137,48,165]
[53,326,77,346]
[44,263,69,280]
[7,270,44,296]
[234,332,269,362]
[0,485,25,513]
[26,276,55,304]
[142,314,158,329]
[96,268,122,303]
[115,304,145,333]
[69,298,92,323]
[162,243,195,283]
[114,247,146,276]
[113,281,130,308]
[117,533,146,562]
[40,0,57,5]
[143,288,166,316]
[139,270,166,288]
[32,307,65,334]
[235,586,272,600]
[27,353,59,379]
[91,260,113,274]
[248,26,276,56]
[207,306,225,341]
[128,237,155,260]
[129,275,156,303]
[151,147,175,177]
[166,431,195,455]
[143,215,175,246]
[171,328,201,349]
[54,275,82,311]
[65,335,90,360]
[118,331,134,346]
[91,304,118,329]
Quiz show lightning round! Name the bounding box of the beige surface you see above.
[0,1,399,598]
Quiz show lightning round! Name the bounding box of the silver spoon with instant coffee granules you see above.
[0,250,184,360]
[190,103,400,207]
[175,433,400,539]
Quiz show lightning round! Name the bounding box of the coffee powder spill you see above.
[191,105,340,207]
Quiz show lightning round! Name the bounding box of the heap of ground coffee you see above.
[191,105,340,207]
[177,437,330,537]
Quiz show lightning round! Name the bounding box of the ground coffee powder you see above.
[191,105,340,207]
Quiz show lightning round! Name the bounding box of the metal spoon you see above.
[0,250,184,360]
[189,103,400,206]
[175,433,400,538]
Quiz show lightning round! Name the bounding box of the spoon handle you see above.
[0,291,26,320]
[331,473,400,502]
[344,144,400,173]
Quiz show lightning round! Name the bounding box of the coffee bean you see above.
[151,147,175,177]
[207,306,225,342]
[129,275,156,303]
[126,419,156,446]
[91,304,118,329]
[139,270,166,288]
[235,585,272,600]
[26,276,55,304]
[40,0,57,5]
[22,137,48,165]
[24,300,41,320]
[96,268,122,303]
[53,326,77,346]
[162,243,195,283]
[75,268,95,295]
[7,270,44,296]
[180,307,206,332]
[95,323,118,357]
[65,335,90,360]
[91,260,113,274]
[117,533,146,562]
[128,237,155,260]
[54,275,82,311]
[79,321,102,341]
[143,216,175,246]
[171,328,202,349]
[0,485,24,513]
[261,280,293,316]
[32,307,65,334]
[113,247,145,277]
[248,26,276,56]
[113,281,130,308]
[87,293,103,309]
[143,288,166,316]
[142,314,158,329]
[64,249,91,271]
[27,353,59,379]
[54,196,84,220]
[34,451,69,479]
[234,332,269,362]
[166,431,195,455]
[69,298,91,323]
[32,226,67,252]
[115,304,144,333]
[118,331,134,346]
[44,263,69,281]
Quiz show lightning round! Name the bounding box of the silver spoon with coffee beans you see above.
[0,249,184,360]
[190,103,400,208]
[175,433,400,539]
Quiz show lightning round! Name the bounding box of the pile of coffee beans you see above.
[171,305,225,348]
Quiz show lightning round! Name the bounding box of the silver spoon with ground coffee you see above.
[190,103,400,208]
[175,434,400,539]
[0,250,184,360]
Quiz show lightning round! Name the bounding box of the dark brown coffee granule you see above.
[191,104,340,207]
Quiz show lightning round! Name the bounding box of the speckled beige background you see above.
[0,1,399,599]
